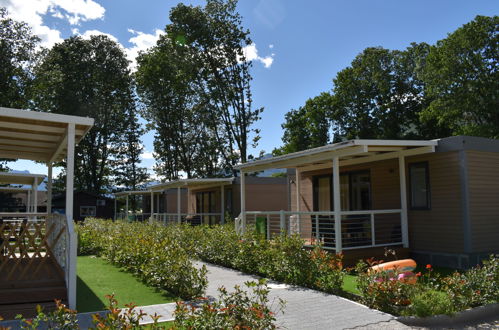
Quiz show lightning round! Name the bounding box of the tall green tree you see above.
[421,15,499,137]
[331,45,434,141]
[137,0,262,178]
[31,35,140,194]
[0,7,39,109]
[275,92,332,155]
[0,8,40,168]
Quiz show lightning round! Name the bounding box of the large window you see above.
[196,191,216,225]
[313,171,371,211]
[409,162,430,209]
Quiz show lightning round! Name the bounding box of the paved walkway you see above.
[196,261,410,330]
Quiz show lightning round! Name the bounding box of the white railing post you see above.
[315,214,319,241]
[399,155,409,248]
[240,171,246,233]
[65,123,76,310]
[333,156,342,253]
[177,187,181,223]
[220,184,225,224]
[370,212,375,246]
[279,209,285,234]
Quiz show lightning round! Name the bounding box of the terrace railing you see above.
[151,213,223,226]
[239,209,403,251]
[0,212,75,304]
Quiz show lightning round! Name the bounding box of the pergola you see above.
[0,172,46,213]
[0,107,94,309]
[150,178,234,223]
[113,190,148,220]
[234,139,438,252]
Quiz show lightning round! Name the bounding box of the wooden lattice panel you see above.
[0,220,65,281]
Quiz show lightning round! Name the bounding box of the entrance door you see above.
[196,191,216,225]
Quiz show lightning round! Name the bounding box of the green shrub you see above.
[355,259,415,315]
[408,289,455,317]
[76,219,207,300]
[173,279,285,329]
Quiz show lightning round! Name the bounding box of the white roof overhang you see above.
[234,139,438,173]
[0,107,94,163]
[150,178,234,192]
[0,172,46,186]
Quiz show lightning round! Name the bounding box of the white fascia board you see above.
[0,107,95,127]
[0,172,46,186]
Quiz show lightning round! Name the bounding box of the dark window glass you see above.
[409,162,430,209]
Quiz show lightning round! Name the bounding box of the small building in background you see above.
[52,191,115,221]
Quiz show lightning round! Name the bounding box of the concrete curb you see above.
[397,303,499,328]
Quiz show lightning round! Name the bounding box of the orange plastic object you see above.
[369,259,418,284]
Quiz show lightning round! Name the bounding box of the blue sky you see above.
[2,0,498,179]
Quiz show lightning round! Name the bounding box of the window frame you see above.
[408,161,431,210]
[80,205,97,217]
[312,170,372,211]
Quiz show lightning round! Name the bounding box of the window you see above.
[96,199,106,206]
[409,162,430,209]
[313,171,371,211]
[196,191,216,225]
[80,206,96,217]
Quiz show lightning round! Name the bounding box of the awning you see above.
[234,139,438,173]
[0,172,46,186]
[114,190,149,197]
[150,178,234,192]
[0,107,94,162]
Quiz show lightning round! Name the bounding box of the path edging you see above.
[397,303,499,327]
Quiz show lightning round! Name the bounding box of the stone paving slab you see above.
[196,261,411,330]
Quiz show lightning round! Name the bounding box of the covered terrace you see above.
[234,139,437,255]
[150,178,234,225]
[0,107,94,315]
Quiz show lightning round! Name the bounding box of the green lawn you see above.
[77,256,177,313]
[342,274,360,295]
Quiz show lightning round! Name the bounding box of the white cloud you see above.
[125,28,165,70]
[242,43,274,68]
[1,0,105,47]
[73,28,118,43]
[269,44,274,49]
[141,151,154,160]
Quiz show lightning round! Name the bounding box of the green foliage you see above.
[77,219,208,300]
[408,290,455,317]
[277,15,498,154]
[354,259,415,315]
[0,7,39,109]
[136,0,262,179]
[421,15,499,138]
[174,280,284,329]
[275,92,332,155]
[31,35,145,194]
[355,255,499,316]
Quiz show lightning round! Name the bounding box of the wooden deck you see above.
[0,257,67,319]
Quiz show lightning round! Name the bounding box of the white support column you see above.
[399,155,409,248]
[177,187,181,223]
[33,177,38,214]
[295,168,301,232]
[27,190,31,213]
[240,171,246,233]
[66,123,76,310]
[47,164,53,216]
[125,194,129,220]
[156,194,160,213]
[333,156,342,253]
[150,191,153,220]
[220,184,225,224]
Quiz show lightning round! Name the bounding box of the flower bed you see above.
[354,256,499,317]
